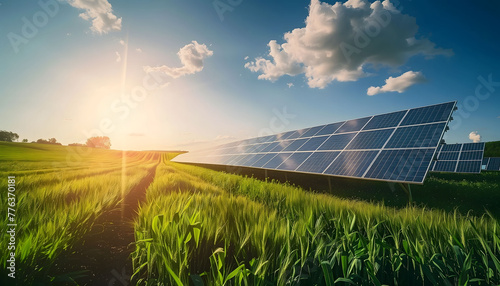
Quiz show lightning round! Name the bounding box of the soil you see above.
[46,162,158,286]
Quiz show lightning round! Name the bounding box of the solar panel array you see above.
[482,157,500,171]
[430,143,485,173]
[173,102,456,184]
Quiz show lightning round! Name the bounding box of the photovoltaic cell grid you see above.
[430,143,485,173]
[482,157,500,171]
[172,102,456,184]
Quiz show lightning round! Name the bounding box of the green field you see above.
[1,142,499,285]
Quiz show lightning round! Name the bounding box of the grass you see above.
[0,143,161,283]
[1,142,499,285]
[131,158,500,285]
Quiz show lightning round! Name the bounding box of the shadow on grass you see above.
[198,164,500,218]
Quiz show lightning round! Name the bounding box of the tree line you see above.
[0,130,111,149]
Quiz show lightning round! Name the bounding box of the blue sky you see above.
[0,0,499,150]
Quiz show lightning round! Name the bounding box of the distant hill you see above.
[484,141,500,157]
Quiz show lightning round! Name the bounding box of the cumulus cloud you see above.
[245,0,452,88]
[66,0,122,34]
[115,51,121,62]
[143,41,213,78]
[367,71,426,95]
[287,83,294,88]
[469,131,481,143]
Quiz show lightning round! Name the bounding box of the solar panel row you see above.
[430,142,485,173]
[173,102,456,184]
[482,157,500,171]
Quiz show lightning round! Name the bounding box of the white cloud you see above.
[143,41,213,78]
[136,48,142,53]
[367,71,426,95]
[119,39,125,46]
[245,0,452,88]
[115,51,121,62]
[66,0,122,34]
[244,56,249,60]
[469,131,481,143]
[287,83,294,88]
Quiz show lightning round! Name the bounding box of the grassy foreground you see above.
[132,157,500,285]
[0,142,160,283]
[1,142,499,285]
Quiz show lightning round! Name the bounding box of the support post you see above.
[327,177,332,192]
[399,183,413,204]
[265,169,268,179]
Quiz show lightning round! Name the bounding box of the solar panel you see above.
[172,101,456,184]
[482,157,500,171]
[431,142,485,173]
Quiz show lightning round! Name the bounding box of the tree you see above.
[22,139,28,143]
[0,130,19,142]
[36,138,62,145]
[86,136,111,149]
[68,143,86,147]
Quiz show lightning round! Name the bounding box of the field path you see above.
[49,161,159,285]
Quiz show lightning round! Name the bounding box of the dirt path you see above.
[48,162,158,286]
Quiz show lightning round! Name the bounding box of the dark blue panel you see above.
[260,142,281,152]
[238,154,258,166]
[228,155,248,165]
[482,157,489,165]
[459,151,483,161]
[251,153,278,168]
[400,102,454,126]
[362,111,406,130]
[218,155,238,165]
[269,140,293,152]
[317,133,357,151]
[456,161,481,173]
[335,117,371,134]
[282,138,309,152]
[286,128,310,140]
[243,154,266,167]
[299,125,326,138]
[486,158,500,171]
[441,144,462,152]
[437,152,460,161]
[241,145,255,153]
[345,129,394,150]
[433,161,458,172]
[296,152,340,173]
[385,123,446,148]
[251,143,270,153]
[430,161,436,171]
[315,122,344,136]
[461,142,485,151]
[276,131,296,140]
[297,136,329,151]
[243,138,259,145]
[437,144,443,152]
[276,152,312,171]
[365,149,435,183]
[262,153,292,169]
[256,135,277,144]
[324,151,378,177]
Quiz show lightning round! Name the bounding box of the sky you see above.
[0,0,499,151]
